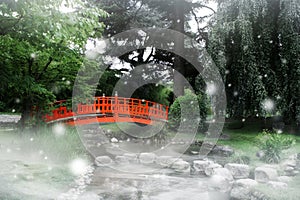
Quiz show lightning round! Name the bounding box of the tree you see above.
[208,0,300,123]
[0,0,107,127]
[95,0,216,98]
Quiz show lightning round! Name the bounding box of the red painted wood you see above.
[43,97,168,125]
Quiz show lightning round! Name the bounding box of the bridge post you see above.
[114,92,119,122]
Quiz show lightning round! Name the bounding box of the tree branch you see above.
[191,3,216,14]
[36,57,53,81]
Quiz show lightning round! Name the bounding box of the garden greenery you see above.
[256,129,295,163]
[168,89,208,132]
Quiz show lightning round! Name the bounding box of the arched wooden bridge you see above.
[43,97,168,126]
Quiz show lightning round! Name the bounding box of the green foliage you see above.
[0,0,107,125]
[168,89,208,131]
[208,0,300,122]
[256,129,295,163]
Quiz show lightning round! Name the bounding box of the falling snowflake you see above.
[276,129,283,134]
[15,98,20,104]
[233,91,238,97]
[39,150,44,155]
[69,158,88,175]
[30,53,36,59]
[52,123,66,137]
[262,98,275,112]
[206,83,217,95]
[242,118,246,122]
[228,83,232,87]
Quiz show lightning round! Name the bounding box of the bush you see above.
[256,129,295,163]
[168,89,208,132]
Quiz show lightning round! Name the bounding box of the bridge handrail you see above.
[43,96,168,124]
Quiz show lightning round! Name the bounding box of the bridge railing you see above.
[43,97,168,124]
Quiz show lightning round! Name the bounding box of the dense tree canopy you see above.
[0,0,106,126]
[208,0,300,123]
[96,0,216,98]
[1,0,299,128]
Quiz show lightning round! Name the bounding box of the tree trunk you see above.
[19,100,32,131]
[173,0,185,97]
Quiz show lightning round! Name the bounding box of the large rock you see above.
[267,181,288,189]
[123,153,139,163]
[277,176,292,183]
[110,137,119,143]
[204,163,222,176]
[212,168,234,182]
[95,156,113,166]
[225,163,250,179]
[208,175,233,193]
[230,179,258,200]
[156,156,179,167]
[139,153,156,164]
[115,155,130,164]
[171,160,191,173]
[193,160,214,174]
[255,167,278,183]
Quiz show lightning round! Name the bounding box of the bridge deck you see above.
[43,97,168,125]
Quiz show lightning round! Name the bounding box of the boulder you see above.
[212,168,234,182]
[282,159,297,168]
[156,156,179,167]
[139,153,156,164]
[110,137,119,143]
[208,175,233,193]
[115,156,130,164]
[267,181,288,189]
[204,163,222,176]
[230,179,258,200]
[95,156,113,166]
[225,163,250,179]
[193,160,214,174]
[171,160,191,173]
[123,153,139,163]
[255,167,278,183]
[277,176,292,183]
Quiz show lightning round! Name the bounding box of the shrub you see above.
[256,129,295,163]
[168,89,208,132]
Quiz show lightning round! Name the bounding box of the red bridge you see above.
[43,97,168,126]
